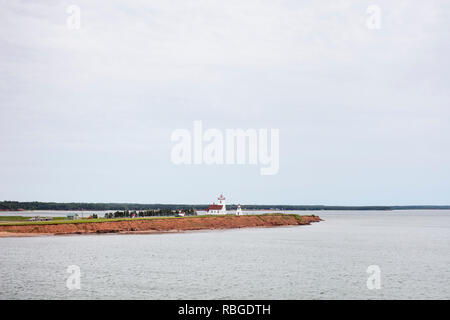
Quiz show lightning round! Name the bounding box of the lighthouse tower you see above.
[236,204,243,216]
[206,194,227,214]
[217,194,227,214]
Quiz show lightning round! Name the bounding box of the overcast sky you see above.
[0,0,449,205]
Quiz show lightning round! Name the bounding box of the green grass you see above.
[0,216,32,221]
[0,215,71,224]
[0,213,314,227]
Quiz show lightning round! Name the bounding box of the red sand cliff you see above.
[0,215,321,237]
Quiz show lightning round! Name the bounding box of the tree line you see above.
[1,201,449,211]
[0,201,199,211]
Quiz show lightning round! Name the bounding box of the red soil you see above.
[0,214,322,237]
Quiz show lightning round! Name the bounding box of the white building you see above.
[206,194,227,214]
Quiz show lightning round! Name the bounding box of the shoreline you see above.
[0,214,322,238]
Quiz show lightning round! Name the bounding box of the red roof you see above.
[207,204,223,211]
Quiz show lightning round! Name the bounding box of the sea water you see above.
[0,210,449,299]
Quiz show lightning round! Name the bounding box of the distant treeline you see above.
[0,201,197,211]
[1,201,449,211]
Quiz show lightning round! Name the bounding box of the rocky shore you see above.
[0,214,322,237]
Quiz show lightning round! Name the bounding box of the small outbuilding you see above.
[67,213,79,220]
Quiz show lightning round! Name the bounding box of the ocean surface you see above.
[0,210,449,299]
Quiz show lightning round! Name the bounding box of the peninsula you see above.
[0,214,321,237]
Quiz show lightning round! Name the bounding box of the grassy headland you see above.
[0,214,322,236]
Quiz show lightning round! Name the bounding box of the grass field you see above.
[0,216,31,221]
[0,216,67,224]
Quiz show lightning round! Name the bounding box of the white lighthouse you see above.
[218,194,226,208]
[206,194,227,215]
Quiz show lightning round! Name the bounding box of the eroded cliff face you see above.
[0,214,322,236]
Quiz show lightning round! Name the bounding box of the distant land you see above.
[0,201,449,211]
